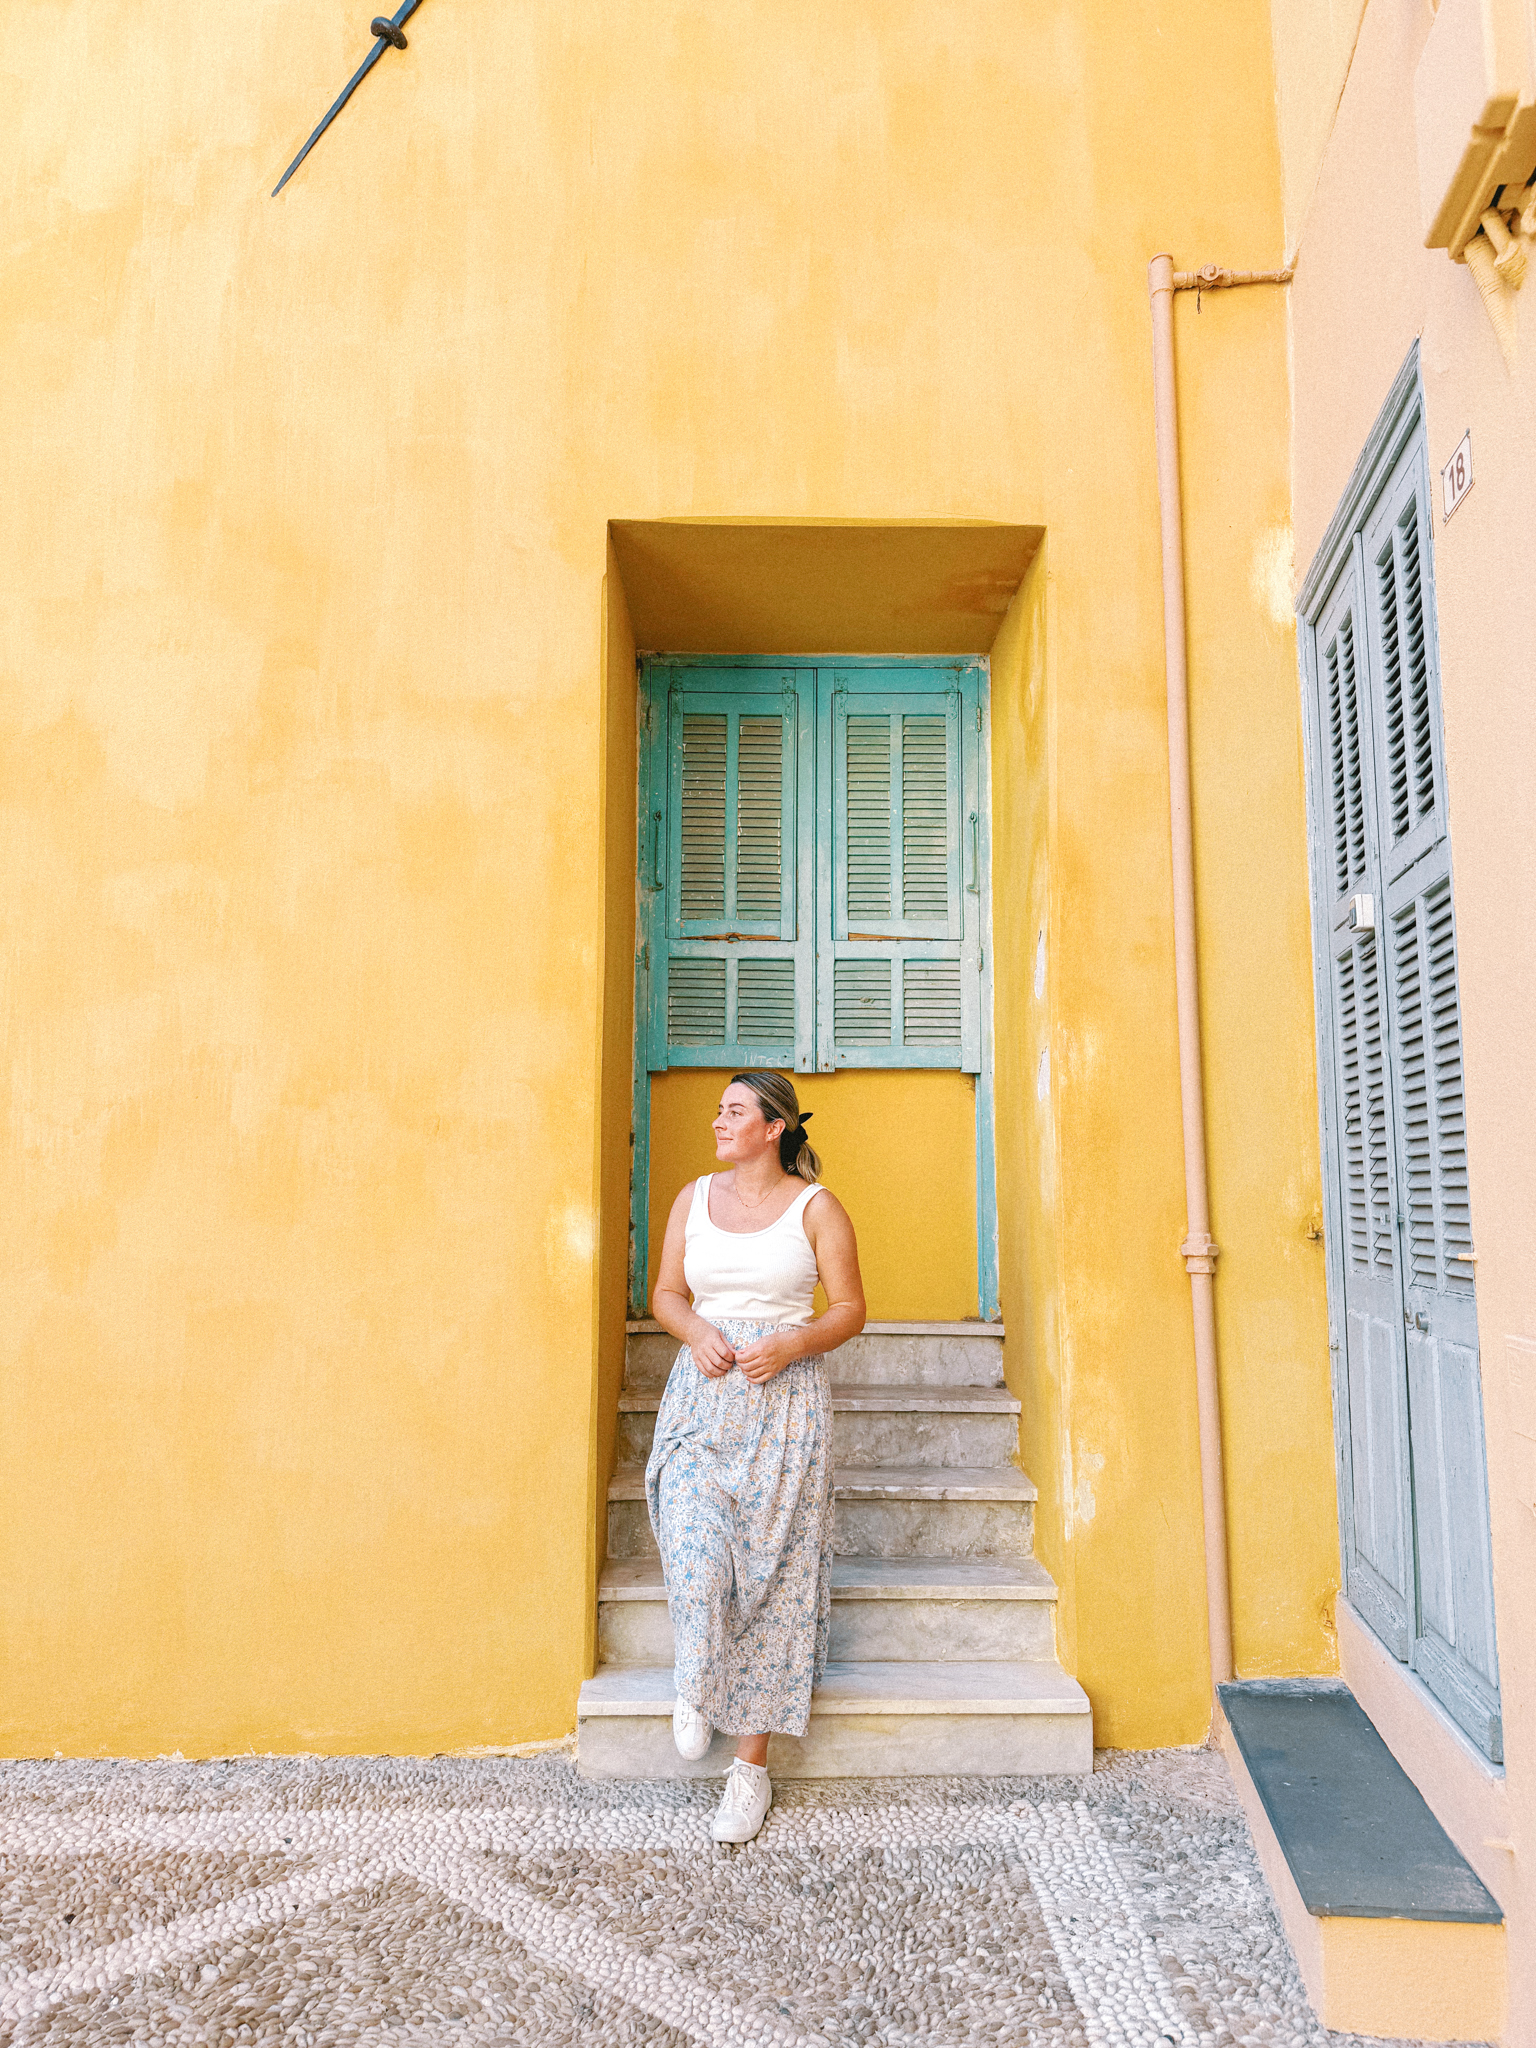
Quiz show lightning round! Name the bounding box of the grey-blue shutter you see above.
[643,666,815,1073]
[816,664,982,1072]
[1307,558,1416,1659]
[1362,434,1500,1757]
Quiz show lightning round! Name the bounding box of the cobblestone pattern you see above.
[0,1750,1485,2048]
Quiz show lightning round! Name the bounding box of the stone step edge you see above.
[627,1319,1005,1338]
[618,1385,1021,1415]
[579,1660,1089,1718]
[608,1465,1038,1503]
[600,1556,1058,1602]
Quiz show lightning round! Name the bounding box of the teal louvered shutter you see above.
[1308,558,1416,1659]
[642,666,815,1073]
[1361,435,1500,1755]
[816,665,981,1072]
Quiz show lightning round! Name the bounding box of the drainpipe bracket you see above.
[1171,265,1295,292]
[1180,1233,1220,1275]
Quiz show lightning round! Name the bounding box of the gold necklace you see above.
[733,1173,783,1210]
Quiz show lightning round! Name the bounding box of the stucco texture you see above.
[4,0,1331,1754]
[646,1069,979,1322]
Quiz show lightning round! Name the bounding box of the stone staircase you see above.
[577,1320,1092,1778]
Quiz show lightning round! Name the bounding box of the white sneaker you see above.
[673,1696,712,1761]
[711,1758,772,1843]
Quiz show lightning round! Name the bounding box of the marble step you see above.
[623,1320,1005,1393]
[616,1384,1021,1470]
[598,1555,1059,1665]
[606,1466,1037,1561]
[576,1659,1093,1779]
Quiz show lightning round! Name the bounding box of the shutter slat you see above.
[900,716,949,921]
[667,958,726,1045]
[1325,613,1367,896]
[1426,882,1473,1287]
[1376,501,1438,852]
[735,716,783,919]
[1336,946,1369,1269]
[902,959,962,1045]
[1399,506,1437,824]
[1375,538,1412,841]
[1393,900,1436,1286]
[679,715,727,918]
[1360,932,1395,1272]
[1335,928,1395,1277]
[1386,882,1473,1294]
[833,957,892,1045]
[845,716,893,919]
[737,957,795,1045]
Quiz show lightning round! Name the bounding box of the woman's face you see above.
[712,1082,783,1164]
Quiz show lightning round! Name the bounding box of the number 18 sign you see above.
[1442,431,1473,521]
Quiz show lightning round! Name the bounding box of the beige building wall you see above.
[1277,0,1536,2033]
[1268,0,1372,244]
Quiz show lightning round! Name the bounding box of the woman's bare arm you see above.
[651,1182,737,1376]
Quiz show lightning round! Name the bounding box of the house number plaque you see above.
[1441,431,1473,521]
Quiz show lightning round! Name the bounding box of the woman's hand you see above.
[652,1184,738,1376]
[688,1322,737,1378]
[733,1330,803,1384]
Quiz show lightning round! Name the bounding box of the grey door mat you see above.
[1219,1678,1502,1923]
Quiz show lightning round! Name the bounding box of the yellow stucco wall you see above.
[647,1071,978,1322]
[593,550,639,1660]
[1169,276,1341,1687]
[4,0,1335,1753]
[990,551,1084,1683]
[991,470,1336,1752]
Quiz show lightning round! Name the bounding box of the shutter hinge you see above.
[978,949,985,973]
[976,704,982,733]
[640,943,649,970]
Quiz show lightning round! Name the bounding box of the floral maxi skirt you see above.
[644,1318,834,1738]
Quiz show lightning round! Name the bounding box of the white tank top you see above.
[682,1174,825,1327]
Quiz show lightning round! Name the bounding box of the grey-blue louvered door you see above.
[1360,436,1498,1756]
[1312,560,1416,1660]
[1302,390,1499,1760]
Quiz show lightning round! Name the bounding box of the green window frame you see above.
[630,655,997,1316]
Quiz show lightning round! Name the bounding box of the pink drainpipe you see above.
[1146,254,1293,1696]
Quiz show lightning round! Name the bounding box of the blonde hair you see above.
[728,1071,821,1181]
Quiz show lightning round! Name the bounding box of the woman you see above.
[647,1071,866,1843]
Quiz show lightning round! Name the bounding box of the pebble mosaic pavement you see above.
[0,1749,1485,2048]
